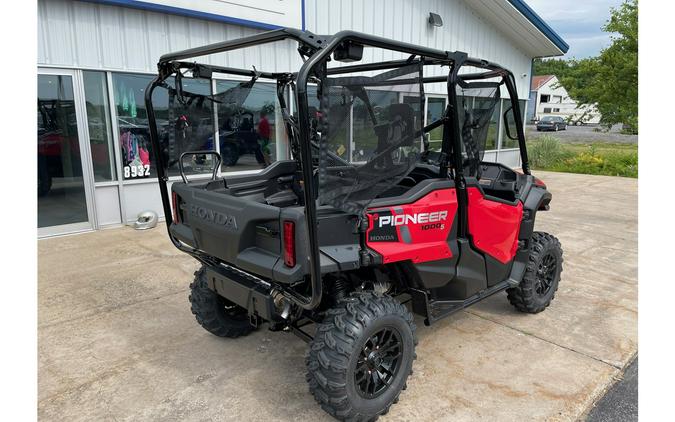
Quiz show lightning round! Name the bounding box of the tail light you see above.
[283,221,296,267]
[533,177,547,188]
[171,191,180,224]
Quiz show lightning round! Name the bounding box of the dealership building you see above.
[37,0,567,237]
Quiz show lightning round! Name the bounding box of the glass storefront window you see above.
[215,79,279,171]
[112,73,214,180]
[38,74,88,228]
[501,99,526,149]
[112,73,155,180]
[157,77,215,177]
[83,71,116,181]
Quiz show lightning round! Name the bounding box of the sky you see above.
[525,0,625,58]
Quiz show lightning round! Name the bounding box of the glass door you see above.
[38,69,95,235]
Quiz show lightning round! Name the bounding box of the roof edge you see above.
[530,74,555,91]
[506,0,569,54]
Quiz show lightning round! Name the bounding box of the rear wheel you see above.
[507,232,563,313]
[189,267,256,338]
[306,292,417,421]
[220,142,240,167]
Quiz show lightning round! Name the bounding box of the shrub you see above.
[526,139,637,178]
[527,136,569,168]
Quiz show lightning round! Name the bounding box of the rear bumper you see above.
[204,264,278,322]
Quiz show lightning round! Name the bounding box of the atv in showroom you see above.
[145,29,563,421]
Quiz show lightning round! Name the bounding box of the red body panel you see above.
[366,189,458,264]
[467,187,522,264]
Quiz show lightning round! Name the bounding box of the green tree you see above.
[561,0,638,133]
[533,58,572,79]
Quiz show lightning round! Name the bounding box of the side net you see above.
[456,81,501,179]
[152,72,268,177]
[317,64,424,214]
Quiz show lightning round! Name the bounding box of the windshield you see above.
[541,116,556,121]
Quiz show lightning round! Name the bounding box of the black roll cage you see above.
[144,28,530,311]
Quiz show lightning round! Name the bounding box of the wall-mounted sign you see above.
[103,0,304,30]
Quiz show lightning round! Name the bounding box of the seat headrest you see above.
[388,103,414,121]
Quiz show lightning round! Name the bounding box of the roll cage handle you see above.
[178,150,222,184]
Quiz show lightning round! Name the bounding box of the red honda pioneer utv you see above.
[145,29,563,421]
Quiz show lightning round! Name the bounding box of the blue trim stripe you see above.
[507,0,569,53]
[301,0,306,31]
[84,0,305,32]
[84,0,563,53]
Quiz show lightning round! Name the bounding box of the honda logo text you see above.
[190,205,237,229]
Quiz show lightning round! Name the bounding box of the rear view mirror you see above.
[503,106,518,141]
[333,41,364,62]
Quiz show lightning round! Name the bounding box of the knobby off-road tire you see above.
[220,142,240,167]
[507,232,563,313]
[188,267,256,338]
[306,292,417,421]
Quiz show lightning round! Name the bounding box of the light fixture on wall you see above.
[428,12,443,27]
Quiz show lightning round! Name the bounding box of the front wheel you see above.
[306,292,417,421]
[507,232,563,313]
[189,267,256,338]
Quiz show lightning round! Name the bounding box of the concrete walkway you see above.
[38,171,637,421]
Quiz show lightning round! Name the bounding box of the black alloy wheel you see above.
[506,232,563,314]
[355,327,403,399]
[306,292,417,421]
[535,252,557,296]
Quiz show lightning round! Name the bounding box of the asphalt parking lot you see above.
[526,124,638,144]
[38,171,637,421]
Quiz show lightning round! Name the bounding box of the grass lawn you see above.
[527,136,638,178]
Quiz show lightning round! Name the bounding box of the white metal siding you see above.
[38,0,303,74]
[39,0,532,98]
[304,0,533,98]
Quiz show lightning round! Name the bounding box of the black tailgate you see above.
[170,183,281,274]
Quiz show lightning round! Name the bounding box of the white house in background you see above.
[527,75,601,125]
